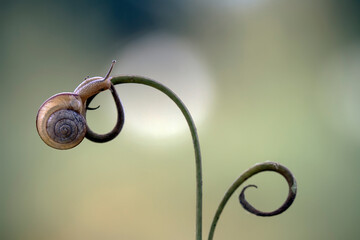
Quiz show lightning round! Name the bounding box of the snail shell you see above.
[36,93,86,150]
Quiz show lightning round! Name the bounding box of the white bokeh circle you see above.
[111,33,214,138]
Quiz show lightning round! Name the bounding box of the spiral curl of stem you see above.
[208,162,297,240]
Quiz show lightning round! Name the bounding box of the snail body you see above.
[74,76,111,101]
[36,61,120,150]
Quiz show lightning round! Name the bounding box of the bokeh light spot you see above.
[112,32,214,138]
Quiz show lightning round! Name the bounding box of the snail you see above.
[36,61,124,150]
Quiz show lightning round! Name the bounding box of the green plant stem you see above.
[111,76,203,240]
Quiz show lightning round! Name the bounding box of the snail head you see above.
[74,60,116,101]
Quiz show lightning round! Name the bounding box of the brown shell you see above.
[36,93,86,150]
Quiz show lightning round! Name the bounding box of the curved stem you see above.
[110,76,203,240]
[208,162,297,240]
[85,84,125,143]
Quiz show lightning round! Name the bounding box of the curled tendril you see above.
[80,73,297,240]
[84,83,125,143]
[239,163,297,217]
[208,162,297,240]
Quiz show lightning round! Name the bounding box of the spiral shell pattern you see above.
[46,109,86,144]
[36,93,86,150]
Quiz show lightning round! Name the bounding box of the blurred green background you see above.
[1,0,360,239]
